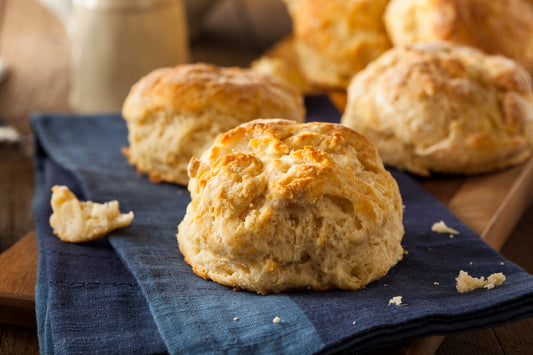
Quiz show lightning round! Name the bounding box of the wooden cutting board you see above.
[1,36,533,353]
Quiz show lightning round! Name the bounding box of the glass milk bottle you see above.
[70,0,189,113]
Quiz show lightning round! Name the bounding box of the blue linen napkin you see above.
[33,95,533,354]
[33,120,167,354]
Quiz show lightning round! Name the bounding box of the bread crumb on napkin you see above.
[388,296,407,306]
[455,270,506,293]
[49,185,134,243]
[431,221,459,235]
[273,316,281,323]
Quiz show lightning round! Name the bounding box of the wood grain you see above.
[0,146,35,254]
[0,325,39,354]
[0,233,37,328]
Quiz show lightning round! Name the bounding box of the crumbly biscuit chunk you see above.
[431,220,459,235]
[49,185,134,243]
[456,270,506,293]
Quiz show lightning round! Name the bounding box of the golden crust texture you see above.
[177,119,404,294]
[384,0,533,73]
[49,185,134,243]
[341,42,533,176]
[283,0,391,89]
[122,63,305,186]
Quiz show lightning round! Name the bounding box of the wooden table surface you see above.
[1,0,532,354]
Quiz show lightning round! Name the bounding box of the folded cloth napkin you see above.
[33,119,167,354]
[33,95,533,354]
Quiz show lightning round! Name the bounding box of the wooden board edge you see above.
[0,232,37,328]
[482,156,533,250]
[405,335,446,355]
[0,293,36,329]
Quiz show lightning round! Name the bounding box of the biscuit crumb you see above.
[403,250,408,255]
[455,270,506,293]
[388,296,406,306]
[273,316,281,323]
[49,185,134,243]
[433,282,440,286]
[352,321,356,325]
[233,317,239,321]
[431,221,459,235]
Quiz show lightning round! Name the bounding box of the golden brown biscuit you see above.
[283,0,391,89]
[122,63,305,186]
[341,42,533,176]
[384,0,533,73]
[177,119,404,294]
[49,185,134,243]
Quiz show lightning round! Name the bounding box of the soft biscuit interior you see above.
[49,185,134,243]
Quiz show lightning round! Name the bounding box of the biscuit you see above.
[122,63,305,186]
[251,56,309,93]
[384,0,533,73]
[177,119,404,294]
[283,0,391,89]
[341,42,533,176]
[49,185,134,243]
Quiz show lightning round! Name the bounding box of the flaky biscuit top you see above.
[188,119,392,205]
[123,63,305,122]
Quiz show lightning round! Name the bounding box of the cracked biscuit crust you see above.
[341,42,533,176]
[177,119,404,294]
